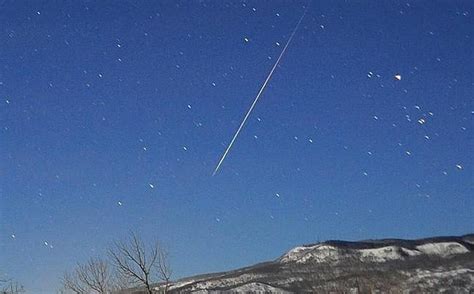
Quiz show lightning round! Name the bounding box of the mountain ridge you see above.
[114,233,474,293]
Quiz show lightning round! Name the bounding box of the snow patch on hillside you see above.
[167,279,196,290]
[416,242,469,257]
[228,282,292,293]
[359,246,425,262]
[181,273,265,292]
[359,246,403,262]
[281,245,341,263]
[401,247,423,256]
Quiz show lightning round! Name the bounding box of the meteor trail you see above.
[212,6,308,176]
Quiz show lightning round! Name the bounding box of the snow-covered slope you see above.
[186,282,292,294]
[280,238,471,264]
[150,234,474,294]
[416,242,470,256]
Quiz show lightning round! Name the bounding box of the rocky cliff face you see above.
[162,234,474,293]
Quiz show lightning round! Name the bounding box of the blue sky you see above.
[1,0,472,292]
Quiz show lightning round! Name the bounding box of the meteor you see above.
[212,6,308,176]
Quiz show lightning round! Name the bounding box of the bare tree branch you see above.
[60,257,120,294]
[155,244,172,293]
[108,232,172,294]
[1,280,25,294]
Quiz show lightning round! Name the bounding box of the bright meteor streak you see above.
[212,6,308,176]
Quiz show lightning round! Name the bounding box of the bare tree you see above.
[61,257,120,294]
[1,280,25,294]
[108,232,172,294]
[156,247,172,293]
[61,270,87,294]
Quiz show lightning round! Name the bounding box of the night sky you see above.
[1,1,473,292]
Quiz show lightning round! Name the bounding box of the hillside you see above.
[156,234,474,293]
